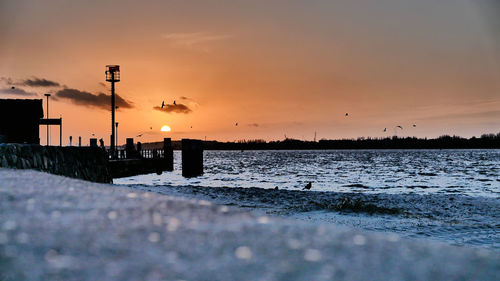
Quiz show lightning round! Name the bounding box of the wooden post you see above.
[59,118,62,147]
[126,138,134,159]
[137,142,142,158]
[182,139,203,177]
[163,138,173,171]
[89,138,98,147]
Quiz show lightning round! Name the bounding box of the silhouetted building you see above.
[0,99,43,144]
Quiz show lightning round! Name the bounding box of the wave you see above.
[126,183,500,249]
[128,184,497,223]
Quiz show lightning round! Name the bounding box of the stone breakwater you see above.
[0,144,112,183]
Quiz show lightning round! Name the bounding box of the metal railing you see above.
[107,148,165,160]
[139,149,165,159]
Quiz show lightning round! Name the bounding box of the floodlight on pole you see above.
[105,65,120,158]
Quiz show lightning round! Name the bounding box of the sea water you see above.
[115,150,500,249]
[116,149,499,197]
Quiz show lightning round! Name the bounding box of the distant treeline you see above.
[141,133,500,150]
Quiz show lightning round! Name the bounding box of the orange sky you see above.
[1,0,499,145]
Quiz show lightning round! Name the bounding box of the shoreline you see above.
[125,182,500,250]
[138,135,500,150]
[1,168,499,280]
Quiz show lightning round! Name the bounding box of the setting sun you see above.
[160,125,171,132]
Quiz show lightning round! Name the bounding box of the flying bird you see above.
[413,124,416,127]
[383,128,387,132]
[150,127,152,130]
[396,126,403,129]
[345,113,349,117]
[161,101,165,108]
[136,134,143,137]
[235,122,238,126]
[303,182,312,190]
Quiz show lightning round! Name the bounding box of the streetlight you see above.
[44,93,51,146]
[115,122,119,150]
[115,105,119,158]
[105,65,120,158]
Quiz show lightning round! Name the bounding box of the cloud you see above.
[161,32,231,51]
[0,87,37,96]
[55,88,133,110]
[1,76,60,87]
[418,110,500,121]
[153,103,192,114]
[179,96,200,108]
[22,77,60,87]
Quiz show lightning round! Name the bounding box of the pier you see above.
[107,137,203,179]
[108,137,174,178]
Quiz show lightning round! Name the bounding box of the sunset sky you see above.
[1,0,499,145]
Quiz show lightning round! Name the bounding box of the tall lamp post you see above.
[44,93,51,146]
[115,122,119,151]
[105,65,120,159]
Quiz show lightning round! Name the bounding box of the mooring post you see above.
[182,139,203,177]
[163,138,174,171]
[126,138,134,159]
[137,142,142,158]
[89,138,98,148]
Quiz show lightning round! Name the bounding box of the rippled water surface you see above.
[116,149,500,198]
[117,150,500,249]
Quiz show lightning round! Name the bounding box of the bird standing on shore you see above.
[173,100,176,105]
[161,101,165,108]
[303,182,312,190]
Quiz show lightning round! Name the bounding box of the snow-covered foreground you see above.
[1,169,499,280]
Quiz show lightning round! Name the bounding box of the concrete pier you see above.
[109,158,169,178]
[0,137,173,181]
[182,139,203,177]
[0,144,111,183]
[109,138,174,178]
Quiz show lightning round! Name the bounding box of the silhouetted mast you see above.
[105,65,120,158]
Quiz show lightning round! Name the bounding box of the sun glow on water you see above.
[161,125,171,132]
